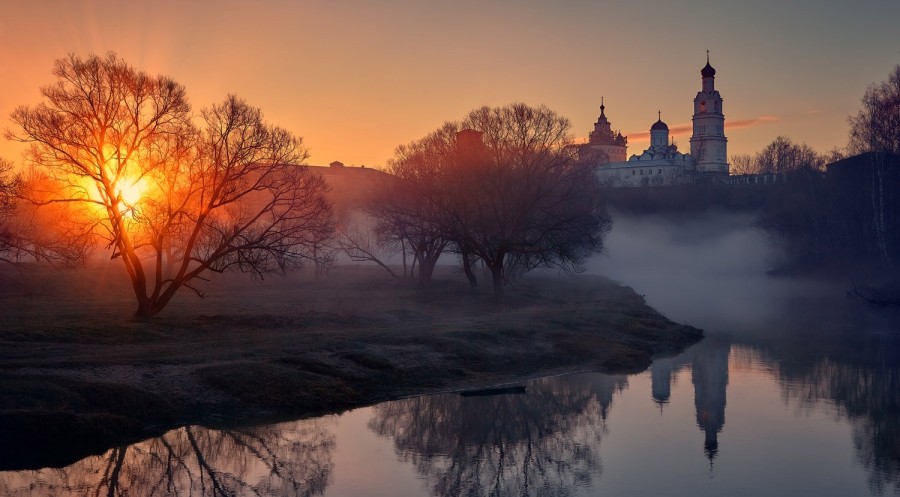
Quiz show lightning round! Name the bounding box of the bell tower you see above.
[689,51,728,175]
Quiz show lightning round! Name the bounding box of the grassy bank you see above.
[0,264,701,470]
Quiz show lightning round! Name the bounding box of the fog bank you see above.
[587,209,840,335]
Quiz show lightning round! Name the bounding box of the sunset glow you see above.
[1,2,899,493]
[1,1,898,169]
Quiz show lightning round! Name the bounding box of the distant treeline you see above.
[606,152,900,279]
[604,182,770,214]
[759,152,900,278]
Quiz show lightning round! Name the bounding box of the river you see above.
[2,211,898,496]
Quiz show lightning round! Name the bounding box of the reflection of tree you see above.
[745,301,900,495]
[368,374,627,497]
[0,418,335,496]
[776,351,900,495]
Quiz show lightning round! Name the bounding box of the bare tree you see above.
[846,66,900,270]
[7,53,334,317]
[377,128,457,282]
[755,136,825,174]
[728,153,756,175]
[0,161,91,266]
[730,137,826,177]
[336,216,401,279]
[824,146,847,164]
[0,159,19,263]
[376,105,611,299]
[849,64,900,155]
[452,104,612,299]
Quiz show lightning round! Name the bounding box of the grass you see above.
[0,262,701,470]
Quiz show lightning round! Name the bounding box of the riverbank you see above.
[0,264,701,470]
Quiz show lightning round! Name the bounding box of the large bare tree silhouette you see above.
[7,53,334,316]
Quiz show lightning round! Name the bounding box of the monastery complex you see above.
[582,54,729,187]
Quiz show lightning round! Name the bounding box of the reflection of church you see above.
[585,54,729,187]
[651,338,731,463]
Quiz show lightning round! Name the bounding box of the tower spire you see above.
[600,96,605,117]
[701,52,716,78]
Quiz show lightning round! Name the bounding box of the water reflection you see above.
[368,374,627,497]
[749,317,900,496]
[0,419,335,497]
[651,337,731,462]
[3,313,900,496]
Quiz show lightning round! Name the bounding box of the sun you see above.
[117,176,148,207]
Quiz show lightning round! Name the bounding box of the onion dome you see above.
[651,119,668,131]
[702,50,716,77]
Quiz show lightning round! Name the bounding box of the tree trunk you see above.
[134,300,159,318]
[491,265,504,301]
[462,252,477,288]
[490,252,505,301]
[418,254,437,282]
[401,239,408,278]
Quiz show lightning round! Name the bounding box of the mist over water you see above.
[587,208,838,335]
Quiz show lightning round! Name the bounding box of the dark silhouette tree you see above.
[728,153,756,175]
[453,104,611,298]
[755,136,825,174]
[375,123,458,283]
[7,53,334,317]
[844,66,900,274]
[754,65,900,278]
[731,136,826,175]
[0,161,90,266]
[849,64,900,155]
[378,104,611,298]
[0,159,19,263]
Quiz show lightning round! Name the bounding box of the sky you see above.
[1,0,899,168]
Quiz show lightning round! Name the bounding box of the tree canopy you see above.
[729,136,827,175]
[7,53,334,316]
[849,64,900,155]
[376,103,611,298]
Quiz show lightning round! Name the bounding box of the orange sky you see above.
[1,0,899,169]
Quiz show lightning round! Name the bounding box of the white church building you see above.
[591,54,729,187]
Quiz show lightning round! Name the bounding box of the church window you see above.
[632,170,635,175]
[700,100,706,112]
[658,169,662,174]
